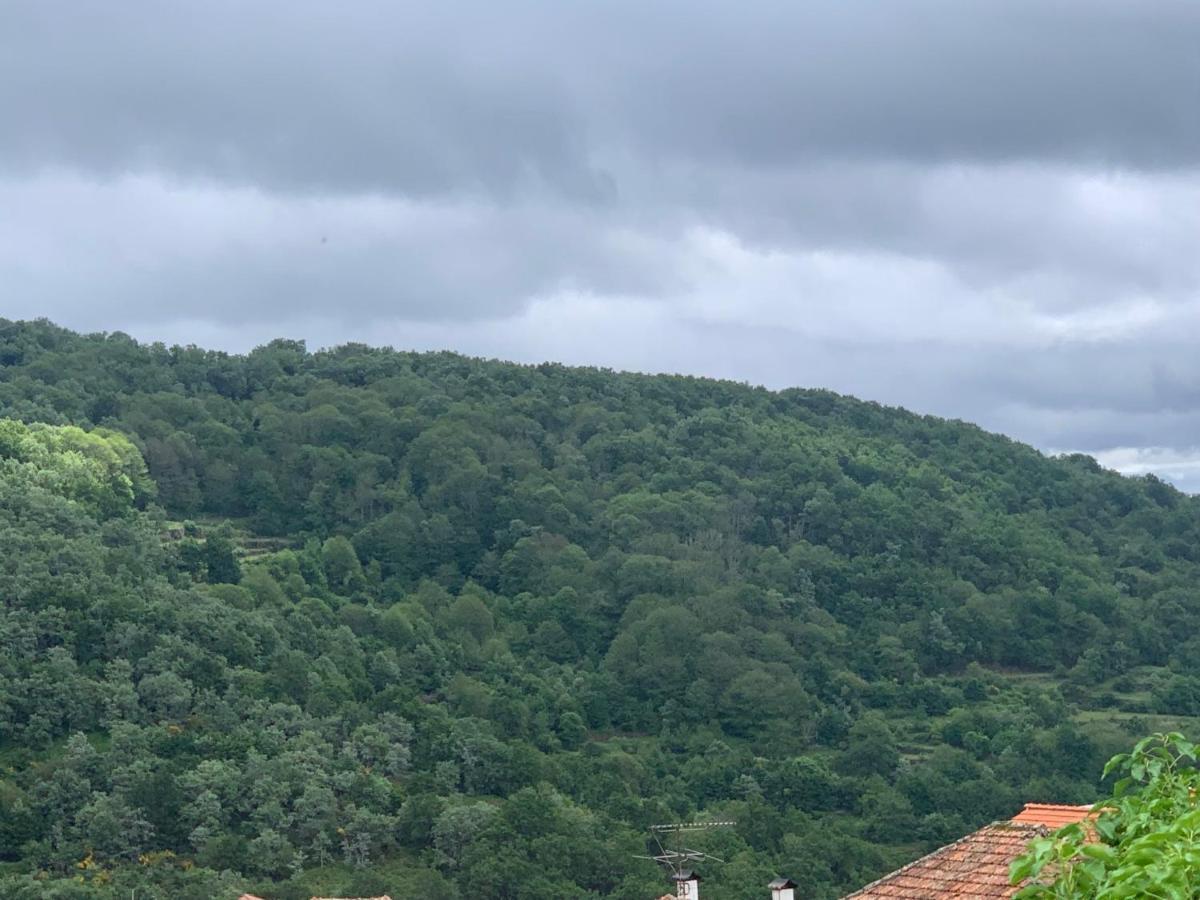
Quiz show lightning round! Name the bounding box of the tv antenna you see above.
[635,820,736,884]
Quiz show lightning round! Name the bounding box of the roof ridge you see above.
[1020,802,1092,808]
[840,821,1048,899]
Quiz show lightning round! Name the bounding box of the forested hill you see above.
[3,318,1200,900]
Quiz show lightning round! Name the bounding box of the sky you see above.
[4,1,1200,487]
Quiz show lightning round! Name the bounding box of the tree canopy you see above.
[2,319,1200,898]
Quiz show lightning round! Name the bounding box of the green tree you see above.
[203,523,242,584]
[323,535,366,593]
[837,714,901,779]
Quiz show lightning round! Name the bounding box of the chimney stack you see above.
[769,877,797,900]
[671,869,701,899]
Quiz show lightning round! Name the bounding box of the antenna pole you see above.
[633,820,737,883]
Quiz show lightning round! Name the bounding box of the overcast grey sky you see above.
[4,1,1200,486]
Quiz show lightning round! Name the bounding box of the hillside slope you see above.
[2,319,1199,899]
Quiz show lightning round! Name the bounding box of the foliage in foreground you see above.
[1013,733,1200,898]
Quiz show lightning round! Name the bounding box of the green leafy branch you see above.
[1012,733,1200,899]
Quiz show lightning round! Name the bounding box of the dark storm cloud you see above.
[3,0,1199,195]
[595,0,1200,170]
[3,0,1200,485]
[0,2,601,199]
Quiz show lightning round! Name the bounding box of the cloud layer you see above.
[3,1,1200,485]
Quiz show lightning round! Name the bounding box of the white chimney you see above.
[769,877,797,900]
[672,869,701,900]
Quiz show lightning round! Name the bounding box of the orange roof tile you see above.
[842,801,1100,898]
[842,822,1048,899]
[1009,803,1095,829]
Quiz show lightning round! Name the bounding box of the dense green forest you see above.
[3,318,1200,899]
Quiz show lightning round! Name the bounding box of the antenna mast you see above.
[634,820,736,893]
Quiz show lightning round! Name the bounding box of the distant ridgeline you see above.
[1,318,1199,899]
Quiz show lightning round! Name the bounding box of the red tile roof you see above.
[843,822,1047,899]
[841,802,1095,898]
[1010,803,1095,829]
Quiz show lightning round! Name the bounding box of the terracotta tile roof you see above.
[1010,803,1095,828]
[842,802,1097,899]
[842,822,1048,899]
